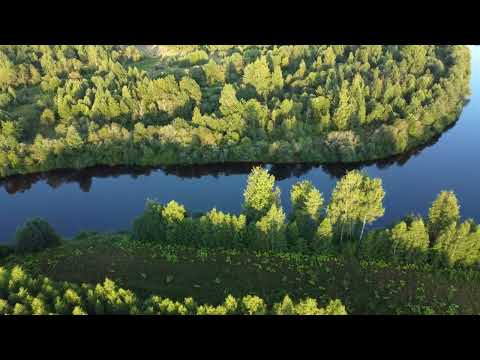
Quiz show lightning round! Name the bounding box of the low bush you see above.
[15,218,61,254]
[0,245,13,259]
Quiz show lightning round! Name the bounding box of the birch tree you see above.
[290,180,324,240]
[243,166,281,223]
[327,170,385,243]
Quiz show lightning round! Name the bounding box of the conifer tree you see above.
[332,83,353,130]
[272,65,284,94]
[219,84,243,117]
[323,47,336,67]
[0,52,15,90]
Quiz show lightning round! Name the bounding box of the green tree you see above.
[351,73,366,125]
[15,218,61,254]
[254,203,287,251]
[243,56,272,99]
[332,82,353,130]
[203,60,225,86]
[198,209,246,248]
[161,200,186,224]
[160,200,186,242]
[323,47,336,67]
[0,52,15,90]
[390,218,429,262]
[65,125,83,149]
[219,84,243,117]
[131,200,165,242]
[179,77,202,104]
[428,191,460,241]
[272,65,284,94]
[327,170,385,243]
[312,217,334,252]
[29,65,41,85]
[294,60,306,79]
[243,99,269,133]
[40,108,56,126]
[243,166,280,223]
[290,181,324,239]
[432,220,480,267]
[310,96,331,131]
[185,50,209,66]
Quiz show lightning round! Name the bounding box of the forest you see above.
[0,45,471,178]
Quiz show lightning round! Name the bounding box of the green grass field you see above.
[2,231,479,314]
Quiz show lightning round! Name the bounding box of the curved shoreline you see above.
[0,112,462,194]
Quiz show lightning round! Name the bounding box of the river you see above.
[1,46,479,244]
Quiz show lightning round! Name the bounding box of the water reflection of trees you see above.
[0,118,459,194]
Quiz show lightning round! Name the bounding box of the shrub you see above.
[197,209,247,248]
[40,108,56,125]
[15,218,61,254]
[312,218,334,253]
[0,267,348,315]
[0,245,13,259]
[390,218,430,263]
[132,200,191,244]
[131,200,165,242]
[322,299,348,315]
[162,200,187,242]
[273,295,296,315]
[241,295,267,315]
[360,229,393,260]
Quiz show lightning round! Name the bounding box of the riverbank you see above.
[0,98,466,180]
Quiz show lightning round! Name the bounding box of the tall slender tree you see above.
[243,166,280,223]
[428,191,460,241]
[327,170,385,243]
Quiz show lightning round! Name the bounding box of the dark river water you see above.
[1,46,479,244]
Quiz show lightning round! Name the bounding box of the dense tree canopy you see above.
[0,45,471,178]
